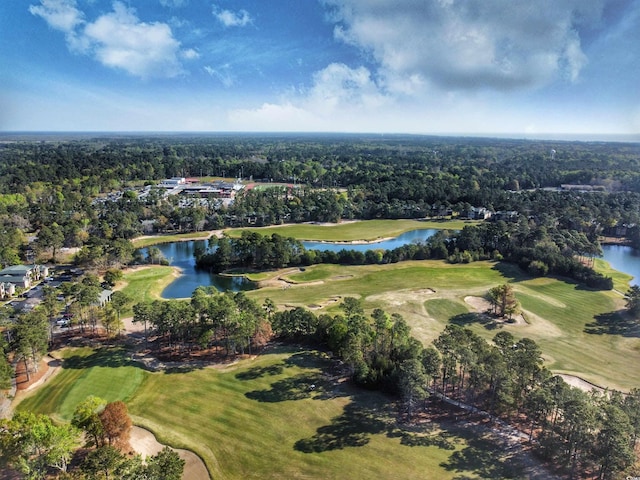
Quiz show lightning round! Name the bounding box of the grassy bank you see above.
[246,261,637,391]
[132,231,212,248]
[18,345,537,480]
[227,219,473,242]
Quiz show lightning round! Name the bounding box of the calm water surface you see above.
[148,230,439,298]
[601,244,640,286]
[302,228,438,252]
[151,241,255,299]
[149,234,640,298]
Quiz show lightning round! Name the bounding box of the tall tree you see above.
[72,395,107,447]
[13,310,49,382]
[99,401,132,448]
[145,447,185,480]
[0,411,79,477]
[398,358,428,420]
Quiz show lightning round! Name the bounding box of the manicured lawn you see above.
[246,261,640,391]
[19,345,534,480]
[120,266,176,302]
[18,347,146,422]
[132,231,212,248]
[227,219,474,241]
[117,257,640,390]
[593,257,633,293]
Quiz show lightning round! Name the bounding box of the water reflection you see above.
[149,240,255,299]
[601,244,640,286]
[302,229,438,252]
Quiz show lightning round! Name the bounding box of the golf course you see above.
[14,220,640,479]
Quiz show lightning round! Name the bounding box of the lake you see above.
[148,230,439,298]
[302,228,439,252]
[150,241,256,299]
[601,244,640,286]
[149,233,639,299]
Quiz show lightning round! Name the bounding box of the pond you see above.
[601,244,640,286]
[301,228,439,252]
[149,234,640,299]
[146,230,440,298]
[149,241,256,299]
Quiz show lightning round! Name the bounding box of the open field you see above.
[132,231,213,248]
[244,260,638,391]
[119,258,640,391]
[18,345,544,480]
[18,347,147,422]
[226,218,474,241]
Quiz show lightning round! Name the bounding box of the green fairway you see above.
[246,260,639,391]
[227,218,473,241]
[132,232,212,248]
[19,345,538,480]
[120,266,176,301]
[18,347,147,422]
[119,257,640,391]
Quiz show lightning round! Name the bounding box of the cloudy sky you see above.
[1,0,639,136]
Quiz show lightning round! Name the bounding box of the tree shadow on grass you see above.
[440,434,527,479]
[245,372,332,402]
[491,262,529,283]
[393,429,457,450]
[294,400,390,452]
[235,363,285,381]
[585,310,640,337]
[450,313,499,330]
[284,350,331,368]
[63,347,135,369]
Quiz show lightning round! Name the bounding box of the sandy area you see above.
[464,296,529,326]
[130,426,210,480]
[463,295,491,312]
[557,374,606,393]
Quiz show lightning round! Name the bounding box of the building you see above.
[0,265,49,289]
[1,283,16,298]
[94,289,113,307]
[462,207,493,220]
[158,177,187,188]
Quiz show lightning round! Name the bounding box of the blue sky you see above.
[1,0,639,135]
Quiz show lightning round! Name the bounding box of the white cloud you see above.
[212,5,252,27]
[204,65,235,87]
[229,102,319,131]
[29,0,84,32]
[160,0,188,7]
[229,63,392,130]
[181,48,200,60]
[305,63,389,114]
[29,0,191,78]
[323,0,605,92]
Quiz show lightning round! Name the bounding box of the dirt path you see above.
[129,426,210,480]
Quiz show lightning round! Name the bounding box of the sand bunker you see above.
[557,374,605,393]
[129,426,209,480]
[464,296,491,312]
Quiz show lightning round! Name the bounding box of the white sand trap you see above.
[558,374,605,393]
[464,296,491,312]
[130,426,210,480]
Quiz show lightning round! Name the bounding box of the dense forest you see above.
[2,134,640,478]
[1,134,639,279]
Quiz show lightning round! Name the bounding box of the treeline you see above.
[269,300,640,479]
[2,134,640,196]
[2,135,640,272]
[0,399,184,479]
[196,223,612,289]
[132,289,271,356]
